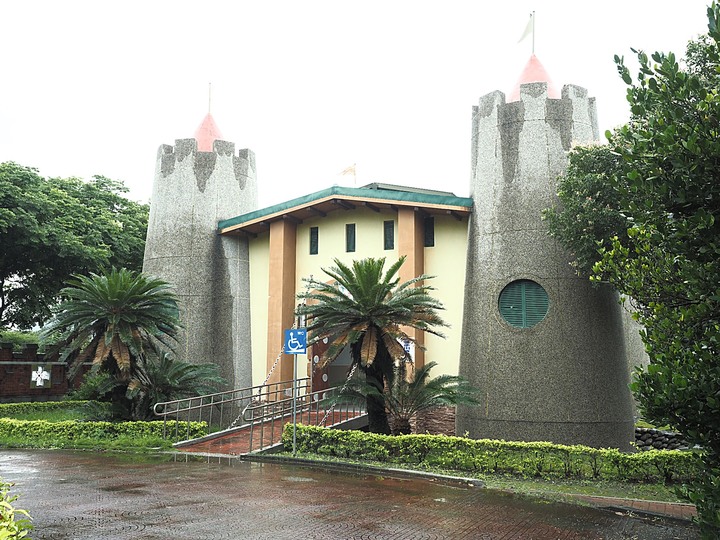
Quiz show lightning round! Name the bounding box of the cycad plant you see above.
[127,352,225,420]
[43,268,180,418]
[330,360,480,435]
[297,257,447,434]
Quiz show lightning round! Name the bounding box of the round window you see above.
[498,280,549,328]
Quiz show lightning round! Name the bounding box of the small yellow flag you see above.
[340,164,356,176]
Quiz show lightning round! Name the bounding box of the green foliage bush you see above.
[0,479,32,539]
[66,372,113,402]
[0,400,91,417]
[0,418,206,448]
[0,401,206,449]
[283,425,701,483]
[0,330,40,352]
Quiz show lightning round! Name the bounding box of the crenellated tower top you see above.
[471,82,598,194]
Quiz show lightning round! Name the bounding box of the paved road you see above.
[0,450,698,540]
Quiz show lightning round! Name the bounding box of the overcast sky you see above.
[0,1,711,208]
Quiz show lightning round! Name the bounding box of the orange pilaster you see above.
[266,219,297,385]
[397,208,425,368]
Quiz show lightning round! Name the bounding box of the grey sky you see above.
[0,1,710,207]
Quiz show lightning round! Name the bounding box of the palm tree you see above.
[43,268,180,418]
[297,256,447,434]
[329,361,481,435]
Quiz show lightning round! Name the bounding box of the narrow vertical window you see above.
[424,216,435,247]
[310,227,319,255]
[383,220,394,250]
[346,223,356,253]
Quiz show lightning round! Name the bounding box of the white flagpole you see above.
[532,11,535,55]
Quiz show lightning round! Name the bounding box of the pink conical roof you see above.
[509,54,560,102]
[194,113,223,152]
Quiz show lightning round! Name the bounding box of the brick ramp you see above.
[176,410,364,455]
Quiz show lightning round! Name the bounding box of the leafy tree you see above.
[329,360,480,435]
[545,4,720,535]
[296,257,447,434]
[543,145,629,277]
[42,268,179,419]
[0,162,148,329]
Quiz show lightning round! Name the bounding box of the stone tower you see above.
[142,114,257,389]
[457,61,634,449]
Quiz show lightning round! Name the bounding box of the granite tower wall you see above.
[457,82,634,449]
[143,138,257,389]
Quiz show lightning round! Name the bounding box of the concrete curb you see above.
[243,452,484,488]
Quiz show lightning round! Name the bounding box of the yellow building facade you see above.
[219,183,472,391]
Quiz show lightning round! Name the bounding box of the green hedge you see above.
[0,401,207,450]
[0,418,206,444]
[0,400,91,417]
[283,424,701,483]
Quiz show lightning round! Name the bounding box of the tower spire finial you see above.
[208,82,212,114]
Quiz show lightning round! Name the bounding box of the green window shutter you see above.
[383,220,394,250]
[523,281,549,327]
[310,227,319,255]
[499,280,549,328]
[423,216,435,247]
[346,223,356,252]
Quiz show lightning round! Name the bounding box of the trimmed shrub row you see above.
[0,400,91,416]
[283,424,701,483]
[0,418,207,446]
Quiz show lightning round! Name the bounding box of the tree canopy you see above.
[0,162,148,329]
[545,3,720,535]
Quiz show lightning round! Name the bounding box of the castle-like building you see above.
[143,56,643,449]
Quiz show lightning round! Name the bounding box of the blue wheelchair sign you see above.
[284,329,307,354]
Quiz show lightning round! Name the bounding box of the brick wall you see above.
[0,343,88,403]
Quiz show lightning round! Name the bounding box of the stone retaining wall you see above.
[634,427,690,451]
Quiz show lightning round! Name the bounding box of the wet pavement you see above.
[0,450,699,539]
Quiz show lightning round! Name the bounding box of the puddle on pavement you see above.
[0,452,41,475]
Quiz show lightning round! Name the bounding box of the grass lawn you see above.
[269,452,686,504]
[481,476,684,504]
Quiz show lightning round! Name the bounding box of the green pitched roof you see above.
[219,184,473,235]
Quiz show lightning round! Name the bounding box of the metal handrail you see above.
[242,385,366,453]
[153,377,367,452]
[153,378,310,442]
